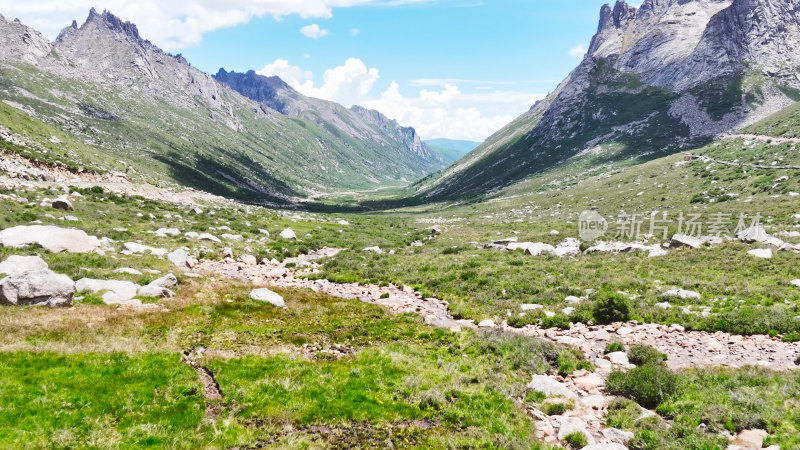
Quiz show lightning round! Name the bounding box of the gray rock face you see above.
[250,288,286,308]
[0,225,100,253]
[0,270,75,307]
[168,249,196,270]
[0,255,49,276]
[279,228,297,240]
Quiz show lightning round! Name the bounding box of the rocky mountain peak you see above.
[83,8,142,41]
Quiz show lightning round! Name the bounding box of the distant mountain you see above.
[0,9,443,204]
[214,69,442,172]
[415,0,800,200]
[423,139,479,164]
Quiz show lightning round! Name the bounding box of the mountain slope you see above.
[214,69,442,175]
[415,0,800,200]
[424,139,479,164]
[0,9,441,204]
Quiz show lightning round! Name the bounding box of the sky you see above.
[0,0,616,141]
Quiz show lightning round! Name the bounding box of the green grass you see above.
[0,352,205,448]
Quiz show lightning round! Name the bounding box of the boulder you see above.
[113,268,143,275]
[221,233,243,241]
[669,233,705,249]
[362,246,384,254]
[747,248,772,259]
[729,429,767,449]
[527,375,578,399]
[198,233,221,243]
[557,420,595,445]
[238,254,258,265]
[51,195,74,211]
[0,225,100,253]
[478,319,495,327]
[602,428,634,444]
[137,284,175,298]
[155,228,181,237]
[123,242,168,257]
[605,352,629,366]
[494,237,517,245]
[662,288,702,300]
[250,288,286,308]
[0,270,74,307]
[582,444,627,450]
[574,373,605,390]
[75,278,139,304]
[521,304,544,311]
[279,228,297,240]
[524,243,556,256]
[0,255,48,276]
[149,273,178,289]
[168,249,196,270]
[791,279,800,288]
[738,225,768,243]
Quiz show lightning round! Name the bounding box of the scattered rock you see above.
[168,249,196,270]
[662,288,702,300]
[602,428,634,444]
[137,284,174,298]
[0,255,48,276]
[791,279,800,288]
[729,429,767,449]
[198,233,221,243]
[524,243,556,256]
[123,242,168,257]
[582,444,627,450]
[75,278,139,304]
[51,195,74,211]
[494,237,517,245]
[527,375,578,399]
[0,225,100,253]
[362,246,384,254]
[747,248,772,259]
[250,288,286,308]
[221,233,243,241]
[0,269,74,307]
[521,304,544,311]
[113,268,143,275]
[738,225,768,243]
[238,254,257,265]
[573,373,605,390]
[605,352,629,366]
[155,228,181,237]
[149,273,178,289]
[279,228,297,240]
[478,319,495,328]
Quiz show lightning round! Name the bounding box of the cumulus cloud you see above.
[300,23,328,39]
[568,44,587,57]
[257,59,312,84]
[0,0,378,49]
[257,57,543,141]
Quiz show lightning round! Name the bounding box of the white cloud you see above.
[568,44,587,57]
[257,59,312,84]
[351,28,360,36]
[254,57,545,141]
[0,0,382,49]
[300,23,328,39]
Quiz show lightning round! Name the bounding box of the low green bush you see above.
[606,364,678,408]
[592,290,632,324]
[564,431,588,449]
[627,344,668,366]
[605,342,625,354]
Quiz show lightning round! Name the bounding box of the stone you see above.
[0,225,100,253]
[0,255,48,276]
[738,225,769,243]
[602,428,634,444]
[338,220,350,226]
[113,268,143,275]
[792,279,800,288]
[123,242,168,257]
[238,254,257,265]
[669,233,705,249]
[222,247,234,259]
[557,335,580,345]
[279,228,297,240]
[605,352,629,365]
[730,429,767,449]
[155,228,180,237]
[137,284,174,298]
[75,278,139,304]
[747,248,772,259]
[521,304,544,311]
[250,288,286,308]
[527,375,578,399]
[662,288,702,300]
[593,358,613,370]
[198,233,221,243]
[362,246,384,254]
[557,421,595,445]
[565,295,583,304]
[655,301,672,309]
[581,394,610,409]
[221,233,243,241]
[574,373,605,390]
[524,243,556,256]
[168,249,196,270]
[478,319,495,328]
[494,237,518,244]
[0,270,74,307]
[149,273,178,289]
[52,195,74,211]
[582,444,627,450]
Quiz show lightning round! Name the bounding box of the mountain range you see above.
[414,0,800,200]
[0,9,443,204]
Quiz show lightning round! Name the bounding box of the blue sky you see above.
[2,0,615,140]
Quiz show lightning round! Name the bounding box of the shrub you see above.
[627,344,668,366]
[543,401,571,416]
[564,431,588,449]
[606,364,678,408]
[605,342,626,354]
[557,348,594,376]
[592,291,632,324]
[379,293,390,299]
[606,397,642,429]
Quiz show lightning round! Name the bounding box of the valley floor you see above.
[1,133,800,448]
